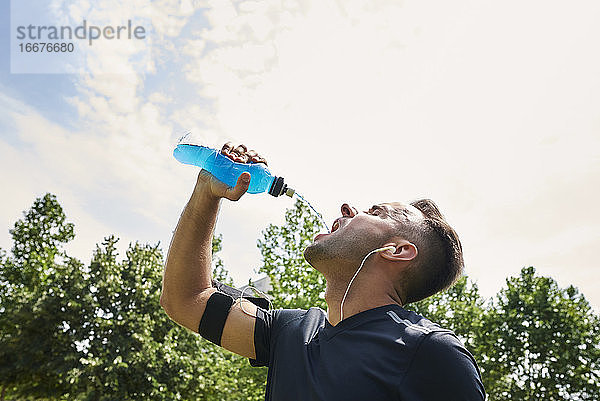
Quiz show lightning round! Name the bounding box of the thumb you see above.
[224,172,251,201]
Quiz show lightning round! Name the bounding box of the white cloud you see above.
[0,94,115,262]
[2,0,599,311]
[1,0,204,261]
[177,0,600,308]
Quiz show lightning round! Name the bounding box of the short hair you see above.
[392,199,464,304]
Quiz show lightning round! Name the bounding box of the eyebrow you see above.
[368,205,385,213]
[366,204,411,222]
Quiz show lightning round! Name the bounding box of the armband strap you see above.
[198,291,234,346]
[212,279,270,310]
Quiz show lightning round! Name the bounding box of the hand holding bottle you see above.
[175,141,294,198]
[193,142,269,201]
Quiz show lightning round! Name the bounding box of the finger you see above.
[221,142,234,154]
[256,156,268,166]
[232,153,249,163]
[222,142,241,162]
[223,151,236,162]
[235,144,247,154]
[247,150,260,164]
[224,172,251,201]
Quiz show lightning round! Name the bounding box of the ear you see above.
[379,240,418,262]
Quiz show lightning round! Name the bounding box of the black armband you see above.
[198,291,234,346]
[198,280,270,346]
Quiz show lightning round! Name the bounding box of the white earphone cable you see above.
[239,285,273,317]
[340,246,395,322]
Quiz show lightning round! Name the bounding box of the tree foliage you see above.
[0,194,89,400]
[405,276,486,351]
[0,194,250,400]
[257,199,326,310]
[480,266,600,400]
[2,194,600,400]
[74,236,209,401]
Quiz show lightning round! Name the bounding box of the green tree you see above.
[0,193,257,401]
[481,266,600,400]
[7,194,600,401]
[0,194,90,400]
[76,228,264,400]
[211,233,232,286]
[257,199,326,310]
[75,235,210,400]
[405,276,486,351]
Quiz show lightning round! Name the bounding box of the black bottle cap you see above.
[268,176,285,197]
[268,177,295,197]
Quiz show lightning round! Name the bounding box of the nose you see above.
[341,203,358,218]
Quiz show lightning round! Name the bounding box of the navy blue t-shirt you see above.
[251,304,485,401]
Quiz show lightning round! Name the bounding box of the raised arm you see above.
[160,143,266,359]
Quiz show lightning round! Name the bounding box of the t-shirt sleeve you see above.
[249,307,307,367]
[402,331,486,401]
[249,306,273,367]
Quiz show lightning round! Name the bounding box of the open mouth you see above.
[314,218,342,241]
[314,233,327,241]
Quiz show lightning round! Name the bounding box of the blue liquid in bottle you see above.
[173,144,294,197]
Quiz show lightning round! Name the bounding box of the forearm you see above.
[161,181,220,312]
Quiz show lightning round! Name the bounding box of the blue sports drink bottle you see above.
[173,144,295,197]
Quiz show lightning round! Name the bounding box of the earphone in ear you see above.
[374,245,396,253]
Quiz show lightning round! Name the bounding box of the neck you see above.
[324,268,403,326]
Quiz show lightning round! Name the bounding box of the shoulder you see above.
[380,306,448,350]
[275,307,327,345]
[405,329,486,399]
[272,306,325,321]
[399,310,477,373]
[264,307,326,334]
[417,330,475,363]
[272,307,325,330]
[387,308,484,381]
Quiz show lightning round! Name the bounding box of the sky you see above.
[1,0,599,312]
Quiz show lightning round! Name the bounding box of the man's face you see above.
[303,202,422,273]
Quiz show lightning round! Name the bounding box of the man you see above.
[161,143,486,400]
